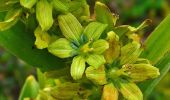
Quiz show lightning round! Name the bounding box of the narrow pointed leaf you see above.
[141,15,170,64]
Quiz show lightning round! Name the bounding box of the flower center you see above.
[80,41,94,53]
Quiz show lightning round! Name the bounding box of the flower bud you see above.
[85,65,107,85]
[102,83,118,100]
[120,41,142,65]
[92,39,109,54]
[118,80,143,100]
[71,56,86,80]
[104,31,120,64]
[48,38,76,58]
[36,0,53,31]
[20,0,37,9]
[19,75,39,100]
[121,64,160,82]
[34,26,50,49]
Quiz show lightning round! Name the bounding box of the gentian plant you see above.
[0,0,170,100]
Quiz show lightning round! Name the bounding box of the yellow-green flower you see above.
[48,13,109,80]
[86,31,160,100]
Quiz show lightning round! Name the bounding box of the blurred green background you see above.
[1,0,170,100]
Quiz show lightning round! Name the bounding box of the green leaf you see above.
[0,14,65,71]
[141,15,170,64]
[19,75,39,100]
[95,1,118,32]
[84,22,107,40]
[139,52,170,99]
[139,15,170,98]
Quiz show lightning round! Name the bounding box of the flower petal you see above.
[121,64,160,82]
[92,39,109,54]
[102,83,119,100]
[84,22,107,40]
[58,13,83,44]
[71,56,86,80]
[0,8,22,31]
[36,0,53,31]
[34,26,51,49]
[120,41,142,65]
[85,65,107,85]
[118,80,143,100]
[104,31,120,64]
[86,54,106,69]
[20,0,37,9]
[48,38,76,58]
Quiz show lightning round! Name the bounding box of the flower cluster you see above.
[0,0,160,100]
